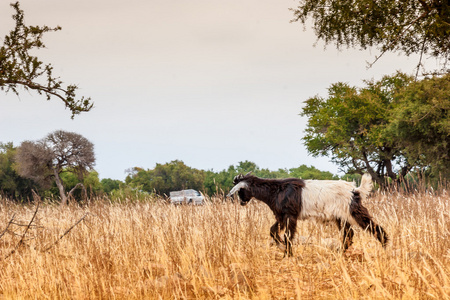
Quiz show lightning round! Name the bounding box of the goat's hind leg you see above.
[356,213,388,247]
[350,192,388,247]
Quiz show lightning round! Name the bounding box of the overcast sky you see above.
[1,0,425,180]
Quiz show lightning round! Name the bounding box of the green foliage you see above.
[203,166,237,196]
[291,0,450,71]
[289,165,339,180]
[0,2,93,118]
[301,72,449,186]
[388,74,450,178]
[126,160,205,196]
[0,142,37,200]
[101,178,122,194]
[108,186,151,203]
[84,171,102,195]
[301,72,413,185]
[46,169,102,200]
[203,161,338,196]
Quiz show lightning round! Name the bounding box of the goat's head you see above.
[227,172,253,206]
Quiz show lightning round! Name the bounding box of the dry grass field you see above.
[0,190,449,299]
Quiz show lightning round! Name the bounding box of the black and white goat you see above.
[227,173,388,256]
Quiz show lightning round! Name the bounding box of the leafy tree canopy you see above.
[388,73,450,177]
[291,0,450,72]
[101,178,123,194]
[0,2,93,118]
[301,72,449,186]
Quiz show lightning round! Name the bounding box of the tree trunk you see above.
[53,168,68,205]
[360,150,384,187]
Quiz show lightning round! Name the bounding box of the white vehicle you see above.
[169,189,204,205]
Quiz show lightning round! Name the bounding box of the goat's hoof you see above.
[276,244,286,251]
[283,251,293,258]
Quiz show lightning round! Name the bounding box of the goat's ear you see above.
[233,174,244,184]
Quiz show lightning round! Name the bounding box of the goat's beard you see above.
[240,200,250,206]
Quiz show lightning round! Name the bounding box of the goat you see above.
[227,173,388,256]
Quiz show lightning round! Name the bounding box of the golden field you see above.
[0,190,449,299]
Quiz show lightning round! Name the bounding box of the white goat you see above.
[227,173,388,256]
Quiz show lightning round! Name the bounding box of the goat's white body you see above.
[300,174,373,226]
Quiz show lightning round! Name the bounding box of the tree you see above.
[301,72,414,186]
[126,160,205,196]
[236,160,259,174]
[15,130,95,204]
[301,72,449,186]
[0,2,93,118]
[289,165,338,180]
[291,0,450,72]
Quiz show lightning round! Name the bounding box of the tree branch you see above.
[2,79,93,114]
[1,2,93,118]
[68,183,85,202]
[367,11,430,69]
[40,213,89,253]
[361,150,382,185]
[416,37,428,79]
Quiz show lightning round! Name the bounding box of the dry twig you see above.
[0,214,16,240]
[40,213,90,253]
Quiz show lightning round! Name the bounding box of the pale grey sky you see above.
[1,0,424,180]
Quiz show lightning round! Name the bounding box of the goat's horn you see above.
[245,171,252,176]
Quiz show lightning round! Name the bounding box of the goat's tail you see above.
[355,174,373,199]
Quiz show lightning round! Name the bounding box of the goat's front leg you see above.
[342,222,355,251]
[335,218,354,251]
[270,221,284,246]
[284,216,297,257]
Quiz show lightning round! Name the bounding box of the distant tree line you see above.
[2,130,446,203]
[0,136,340,202]
[125,160,339,197]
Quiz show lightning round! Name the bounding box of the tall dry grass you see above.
[0,190,449,299]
